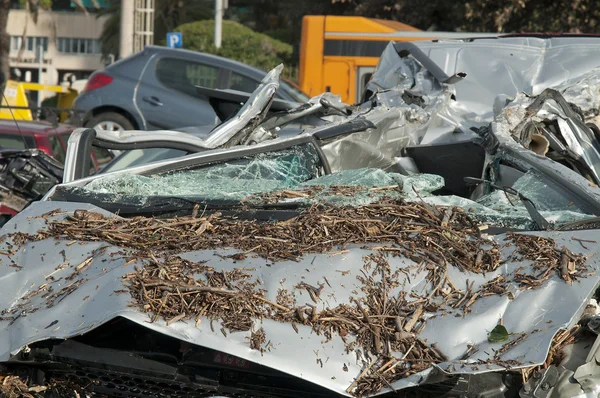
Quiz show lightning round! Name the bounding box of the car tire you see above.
[86,112,135,131]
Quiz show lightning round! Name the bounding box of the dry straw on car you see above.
[5,196,590,397]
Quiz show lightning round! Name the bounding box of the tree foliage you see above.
[229,0,348,51]
[230,0,600,46]
[174,20,294,70]
[333,0,600,33]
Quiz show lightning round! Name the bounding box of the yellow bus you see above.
[299,16,496,104]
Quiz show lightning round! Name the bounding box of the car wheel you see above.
[86,112,134,131]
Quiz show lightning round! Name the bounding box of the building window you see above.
[57,38,101,54]
[9,36,47,52]
[9,36,21,51]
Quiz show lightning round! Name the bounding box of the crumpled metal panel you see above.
[366,43,445,102]
[492,93,600,207]
[490,89,600,184]
[412,38,600,118]
[321,38,600,187]
[202,64,282,149]
[364,38,600,137]
[321,107,409,172]
[0,201,599,396]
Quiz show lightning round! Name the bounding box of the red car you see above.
[0,120,112,169]
[0,120,113,219]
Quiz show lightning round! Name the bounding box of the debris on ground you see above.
[0,374,36,398]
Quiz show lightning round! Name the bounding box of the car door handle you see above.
[143,96,163,106]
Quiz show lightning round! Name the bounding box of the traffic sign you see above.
[166,32,182,48]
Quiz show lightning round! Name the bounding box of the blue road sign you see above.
[166,32,182,48]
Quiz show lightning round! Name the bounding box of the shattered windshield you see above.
[59,161,594,230]
[63,142,324,203]
[427,169,594,230]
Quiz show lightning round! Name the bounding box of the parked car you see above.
[6,37,600,398]
[0,120,113,225]
[0,119,112,170]
[73,45,310,131]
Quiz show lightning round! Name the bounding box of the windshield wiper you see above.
[141,196,305,213]
[464,177,550,231]
[137,196,303,221]
[555,216,600,231]
[142,196,239,209]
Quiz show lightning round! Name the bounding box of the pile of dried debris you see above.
[46,199,499,271]
[242,184,401,205]
[27,199,589,396]
[0,371,95,398]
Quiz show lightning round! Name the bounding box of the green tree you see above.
[229,0,349,46]
[174,19,294,71]
[324,0,600,33]
[97,0,120,59]
[0,0,12,84]
[229,0,600,45]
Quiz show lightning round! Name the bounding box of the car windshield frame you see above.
[52,134,331,210]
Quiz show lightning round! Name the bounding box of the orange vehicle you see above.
[299,16,495,104]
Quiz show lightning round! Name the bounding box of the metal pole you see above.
[37,44,43,108]
[214,0,222,49]
[120,0,135,58]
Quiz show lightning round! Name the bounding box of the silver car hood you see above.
[0,201,598,396]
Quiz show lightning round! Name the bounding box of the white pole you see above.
[214,0,222,49]
[37,44,43,108]
[120,0,135,58]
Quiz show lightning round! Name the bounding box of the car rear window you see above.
[227,72,259,93]
[0,133,35,150]
[156,58,219,96]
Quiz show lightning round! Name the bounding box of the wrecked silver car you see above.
[3,36,600,397]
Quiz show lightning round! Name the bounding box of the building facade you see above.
[7,5,109,87]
